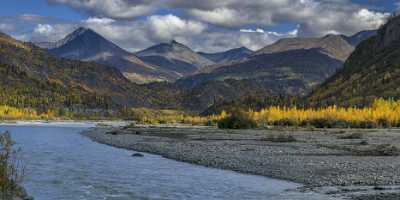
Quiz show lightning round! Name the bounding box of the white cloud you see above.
[76,15,207,51]
[34,24,54,35]
[47,0,390,38]
[76,14,293,52]
[181,0,390,37]
[239,28,265,33]
[48,0,155,19]
[354,9,389,28]
[147,15,207,41]
[31,23,77,42]
[84,17,115,25]
[189,8,246,27]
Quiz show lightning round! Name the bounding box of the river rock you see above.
[132,153,144,157]
[106,130,119,135]
[135,131,142,135]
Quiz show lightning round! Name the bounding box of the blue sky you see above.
[0,0,397,52]
[1,0,82,20]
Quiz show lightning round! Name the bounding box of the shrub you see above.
[273,118,298,127]
[331,120,352,128]
[217,109,257,129]
[261,134,297,143]
[356,121,377,129]
[306,118,335,128]
[377,118,391,128]
[357,144,400,156]
[0,131,24,199]
[337,132,364,139]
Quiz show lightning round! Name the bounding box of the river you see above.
[0,122,339,200]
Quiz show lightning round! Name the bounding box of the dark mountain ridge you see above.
[309,15,400,106]
[198,47,253,63]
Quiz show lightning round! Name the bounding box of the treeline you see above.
[123,98,400,129]
[202,94,307,115]
[221,98,400,129]
[0,105,55,120]
[118,107,225,125]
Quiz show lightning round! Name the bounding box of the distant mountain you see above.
[136,40,214,78]
[256,34,354,61]
[34,41,58,49]
[178,48,343,97]
[344,30,377,46]
[49,27,175,84]
[309,16,400,106]
[198,47,253,63]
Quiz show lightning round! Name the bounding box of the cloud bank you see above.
[0,0,393,52]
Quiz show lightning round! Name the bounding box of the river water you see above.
[0,122,339,200]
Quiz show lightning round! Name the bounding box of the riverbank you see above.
[14,186,33,200]
[83,125,400,199]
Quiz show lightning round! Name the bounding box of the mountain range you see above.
[0,23,382,113]
[41,27,376,88]
[177,31,376,99]
[47,27,175,84]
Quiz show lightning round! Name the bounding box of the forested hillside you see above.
[0,32,181,113]
[309,15,400,106]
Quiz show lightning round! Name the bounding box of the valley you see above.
[0,23,379,116]
[1,3,400,199]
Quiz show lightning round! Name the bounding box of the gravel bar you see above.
[82,125,400,199]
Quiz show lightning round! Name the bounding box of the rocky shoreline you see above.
[14,186,33,200]
[82,125,400,200]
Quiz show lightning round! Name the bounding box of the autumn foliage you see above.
[249,98,400,128]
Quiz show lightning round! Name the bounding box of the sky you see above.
[0,0,398,53]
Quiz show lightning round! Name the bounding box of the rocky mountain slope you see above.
[178,48,343,97]
[198,47,253,63]
[49,27,175,84]
[136,40,214,78]
[256,34,355,61]
[309,15,400,106]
